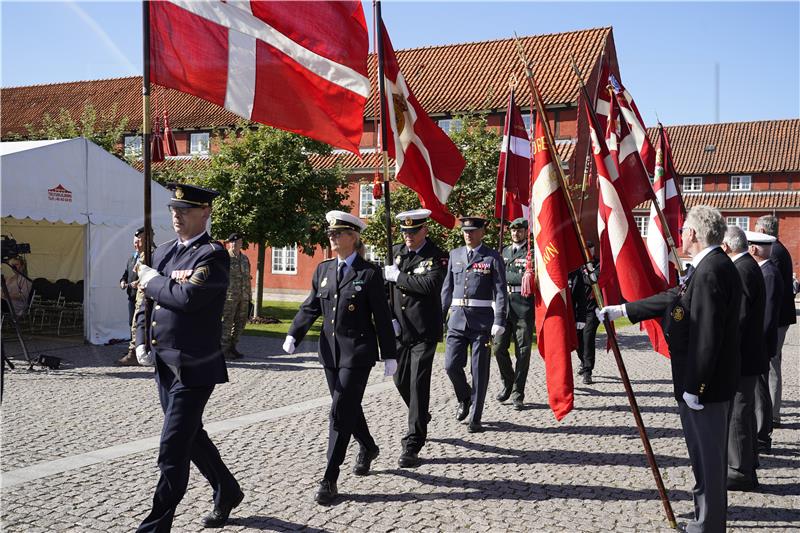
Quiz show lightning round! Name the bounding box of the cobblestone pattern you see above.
[1,324,798,532]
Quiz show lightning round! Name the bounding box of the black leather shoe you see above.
[314,479,338,505]
[582,373,593,385]
[456,400,471,421]
[495,387,511,402]
[398,450,421,468]
[727,478,758,491]
[467,422,484,433]
[352,446,379,475]
[201,490,244,528]
[512,399,524,411]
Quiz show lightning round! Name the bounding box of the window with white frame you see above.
[437,118,463,135]
[363,244,383,263]
[634,215,649,237]
[190,132,210,155]
[124,135,142,156]
[726,216,749,231]
[730,175,752,191]
[271,244,297,274]
[359,183,382,218]
[682,176,702,192]
[522,113,533,134]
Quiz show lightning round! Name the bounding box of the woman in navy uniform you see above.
[283,210,397,505]
[135,183,243,531]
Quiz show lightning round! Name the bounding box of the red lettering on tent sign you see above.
[48,184,72,203]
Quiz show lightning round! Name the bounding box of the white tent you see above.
[1,138,173,344]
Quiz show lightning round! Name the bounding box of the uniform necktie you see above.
[467,250,474,263]
[683,264,695,283]
[337,262,346,284]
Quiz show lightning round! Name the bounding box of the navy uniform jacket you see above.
[441,244,507,332]
[289,255,397,368]
[733,254,768,376]
[389,240,448,344]
[626,248,742,403]
[770,240,797,327]
[502,243,534,319]
[136,232,230,387]
[121,252,139,302]
[760,258,784,358]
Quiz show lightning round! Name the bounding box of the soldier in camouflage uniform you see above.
[221,233,252,360]
[118,227,151,366]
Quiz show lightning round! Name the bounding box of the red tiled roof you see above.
[635,191,800,212]
[130,156,212,176]
[647,119,800,175]
[1,27,612,137]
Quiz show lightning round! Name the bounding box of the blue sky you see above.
[2,1,798,128]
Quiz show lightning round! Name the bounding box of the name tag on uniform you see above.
[171,269,193,282]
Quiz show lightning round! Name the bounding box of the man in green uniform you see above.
[492,217,534,410]
[221,233,252,360]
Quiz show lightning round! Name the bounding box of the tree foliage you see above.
[363,114,502,254]
[22,103,129,156]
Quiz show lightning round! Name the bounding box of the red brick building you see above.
[3,27,798,292]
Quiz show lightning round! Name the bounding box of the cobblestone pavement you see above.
[1,322,798,532]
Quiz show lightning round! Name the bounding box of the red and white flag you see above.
[149,1,370,154]
[380,22,465,228]
[586,100,670,358]
[648,124,686,286]
[494,92,530,222]
[531,107,583,420]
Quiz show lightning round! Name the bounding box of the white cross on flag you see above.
[150,1,371,154]
[494,92,531,222]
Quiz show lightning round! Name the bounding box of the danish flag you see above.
[495,92,531,222]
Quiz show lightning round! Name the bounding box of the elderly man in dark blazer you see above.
[284,210,397,505]
[722,226,767,491]
[598,206,742,533]
[135,183,243,531]
[747,230,783,456]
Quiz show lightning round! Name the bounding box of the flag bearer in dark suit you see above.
[134,183,243,531]
[441,216,507,433]
[569,241,600,385]
[284,210,397,505]
[748,230,783,456]
[383,209,448,467]
[598,206,742,533]
[492,217,534,410]
[722,226,767,491]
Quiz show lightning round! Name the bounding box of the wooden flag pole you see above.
[374,0,394,266]
[513,37,677,530]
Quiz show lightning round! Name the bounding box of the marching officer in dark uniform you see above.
[492,217,534,410]
[441,216,507,433]
[134,183,243,531]
[383,208,448,467]
[284,210,397,505]
[569,241,600,384]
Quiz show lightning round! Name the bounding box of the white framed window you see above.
[190,132,210,155]
[124,135,142,156]
[363,245,384,263]
[522,113,533,134]
[634,215,649,237]
[730,175,752,191]
[271,244,297,274]
[359,183,382,218]
[682,176,702,192]
[726,216,749,231]
[437,118,463,134]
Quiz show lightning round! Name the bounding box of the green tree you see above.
[23,103,129,156]
[201,123,349,315]
[363,113,501,254]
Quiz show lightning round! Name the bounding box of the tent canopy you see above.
[1,137,174,344]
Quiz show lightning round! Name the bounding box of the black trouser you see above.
[138,362,240,533]
[492,308,532,401]
[727,374,758,485]
[576,310,600,373]
[323,366,375,483]
[754,370,773,449]
[393,340,436,453]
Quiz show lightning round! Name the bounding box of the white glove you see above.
[383,265,400,282]
[596,304,626,322]
[491,324,505,337]
[282,335,296,354]
[576,322,586,330]
[137,264,161,289]
[135,344,154,366]
[392,319,401,337]
[383,358,398,377]
[682,391,704,411]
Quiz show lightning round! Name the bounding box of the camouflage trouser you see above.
[128,289,145,351]
[221,296,250,351]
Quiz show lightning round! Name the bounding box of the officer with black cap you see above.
[441,216,507,433]
[492,217,534,410]
[383,208,448,467]
[284,210,397,505]
[134,183,243,531]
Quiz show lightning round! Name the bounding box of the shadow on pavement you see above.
[229,516,331,532]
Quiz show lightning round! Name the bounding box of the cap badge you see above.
[175,187,184,199]
[404,218,413,226]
